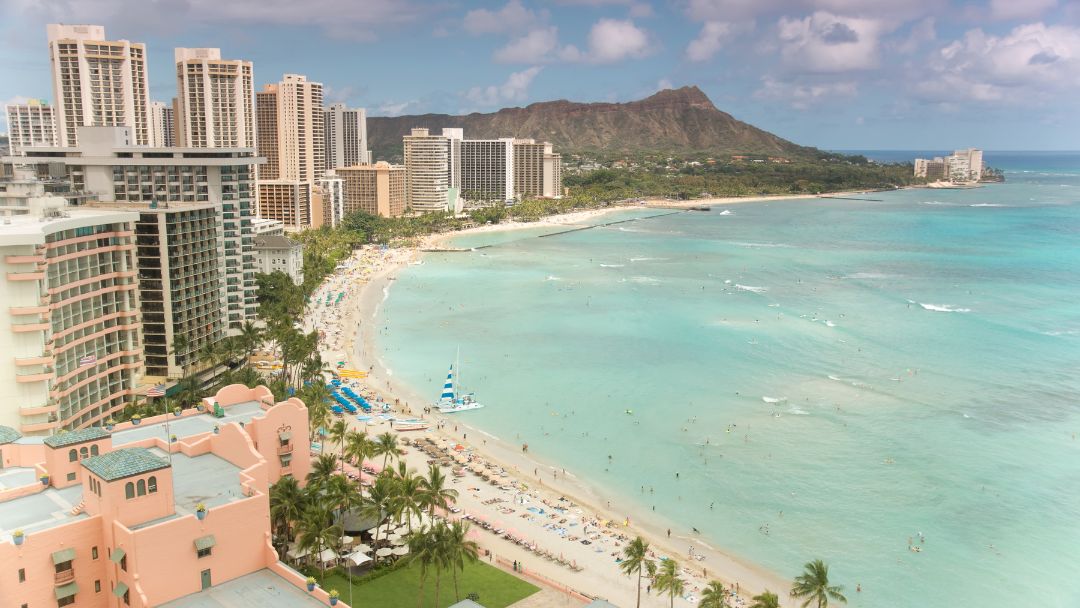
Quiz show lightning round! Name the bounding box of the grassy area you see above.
[318,560,540,608]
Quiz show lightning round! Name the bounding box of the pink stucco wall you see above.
[0,516,109,608]
[44,436,112,489]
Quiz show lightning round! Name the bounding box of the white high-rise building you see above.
[174,48,255,148]
[513,138,563,200]
[403,128,452,213]
[46,24,151,147]
[323,103,370,169]
[5,99,57,156]
[149,100,174,147]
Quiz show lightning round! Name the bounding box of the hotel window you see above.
[95,579,101,592]
[137,479,146,496]
[91,445,100,456]
[80,447,89,458]
[148,476,158,493]
[18,568,24,582]
[69,449,78,462]
[92,546,99,559]
[59,595,76,607]
[125,482,134,499]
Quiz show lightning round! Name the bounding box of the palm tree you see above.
[790,560,847,608]
[269,476,306,548]
[419,463,459,518]
[239,320,263,356]
[373,432,401,471]
[361,473,396,565]
[444,519,479,602]
[654,558,686,608]
[307,453,339,492]
[699,580,730,608]
[407,525,438,608]
[295,505,339,575]
[344,430,372,499]
[328,419,349,472]
[750,590,781,608]
[391,467,424,533]
[619,536,653,608]
[325,473,361,522]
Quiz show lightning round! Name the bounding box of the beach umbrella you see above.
[355,544,373,554]
[394,525,409,535]
[454,444,465,451]
[375,547,393,558]
[391,536,407,546]
[317,548,339,564]
[392,545,410,556]
[285,545,310,560]
[340,535,354,545]
[346,550,372,567]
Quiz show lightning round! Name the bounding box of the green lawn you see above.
[317,560,539,608]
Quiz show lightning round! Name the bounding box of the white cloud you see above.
[989,0,1056,21]
[495,28,561,63]
[753,76,857,109]
[686,21,735,61]
[375,100,418,116]
[11,0,433,41]
[656,78,674,91]
[587,18,653,63]
[464,0,544,35]
[465,67,544,106]
[777,12,887,72]
[893,17,936,54]
[916,22,1080,105]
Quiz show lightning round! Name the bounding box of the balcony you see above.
[10,305,50,316]
[5,254,46,264]
[15,355,54,367]
[7,271,45,281]
[277,442,293,455]
[17,371,55,383]
[12,322,49,333]
[54,568,75,585]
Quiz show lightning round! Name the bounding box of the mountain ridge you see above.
[366,86,816,161]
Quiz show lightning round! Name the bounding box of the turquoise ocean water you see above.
[375,153,1080,607]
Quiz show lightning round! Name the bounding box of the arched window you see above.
[69,449,78,462]
[148,476,157,493]
[80,447,89,459]
[90,445,99,456]
[136,479,146,496]
[125,482,135,499]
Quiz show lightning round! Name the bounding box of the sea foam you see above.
[919,303,971,313]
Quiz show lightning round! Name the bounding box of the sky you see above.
[1,0,1078,150]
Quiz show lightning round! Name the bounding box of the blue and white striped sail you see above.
[439,365,455,401]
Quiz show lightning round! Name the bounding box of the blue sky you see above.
[2,0,1078,150]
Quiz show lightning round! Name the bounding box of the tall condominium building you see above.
[46,24,151,147]
[256,74,324,229]
[0,385,322,607]
[335,162,407,218]
[11,126,261,337]
[174,48,255,149]
[460,138,515,204]
[149,100,174,147]
[403,127,452,213]
[543,144,563,198]
[913,148,982,182]
[0,186,141,434]
[5,99,57,155]
[323,103,370,170]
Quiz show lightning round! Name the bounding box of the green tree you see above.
[295,505,339,575]
[444,519,479,602]
[790,560,847,608]
[306,453,339,492]
[698,580,730,608]
[619,536,653,608]
[269,475,306,548]
[374,432,401,471]
[654,558,686,608]
[750,590,781,608]
[419,463,459,518]
[328,419,349,472]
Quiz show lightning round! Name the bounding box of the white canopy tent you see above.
[346,550,372,567]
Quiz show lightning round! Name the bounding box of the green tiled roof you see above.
[82,448,169,481]
[0,425,20,445]
[44,427,110,448]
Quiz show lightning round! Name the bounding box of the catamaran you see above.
[435,355,484,413]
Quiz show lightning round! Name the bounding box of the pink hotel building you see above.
[0,384,347,608]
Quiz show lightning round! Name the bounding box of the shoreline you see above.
[328,192,833,603]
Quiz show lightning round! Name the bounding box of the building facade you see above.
[46,24,151,147]
[256,75,324,229]
[403,128,452,213]
[0,384,326,608]
[0,187,141,434]
[149,101,174,147]
[315,176,344,227]
[253,235,304,285]
[174,48,255,149]
[460,138,515,204]
[335,162,406,218]
[11,126,260,332]
[5,100,58,156]
[323,103,369,170]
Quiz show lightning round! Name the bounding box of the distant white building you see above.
[251,217,286,236]
[149,100,174,147]
[5,99,57,155]
[915,148,982,182]
[253,234,304,285]
[323,103,370,169]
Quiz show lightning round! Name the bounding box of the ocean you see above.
[374,152,1080,607]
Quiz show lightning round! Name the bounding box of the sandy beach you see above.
[304,193,861,605]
